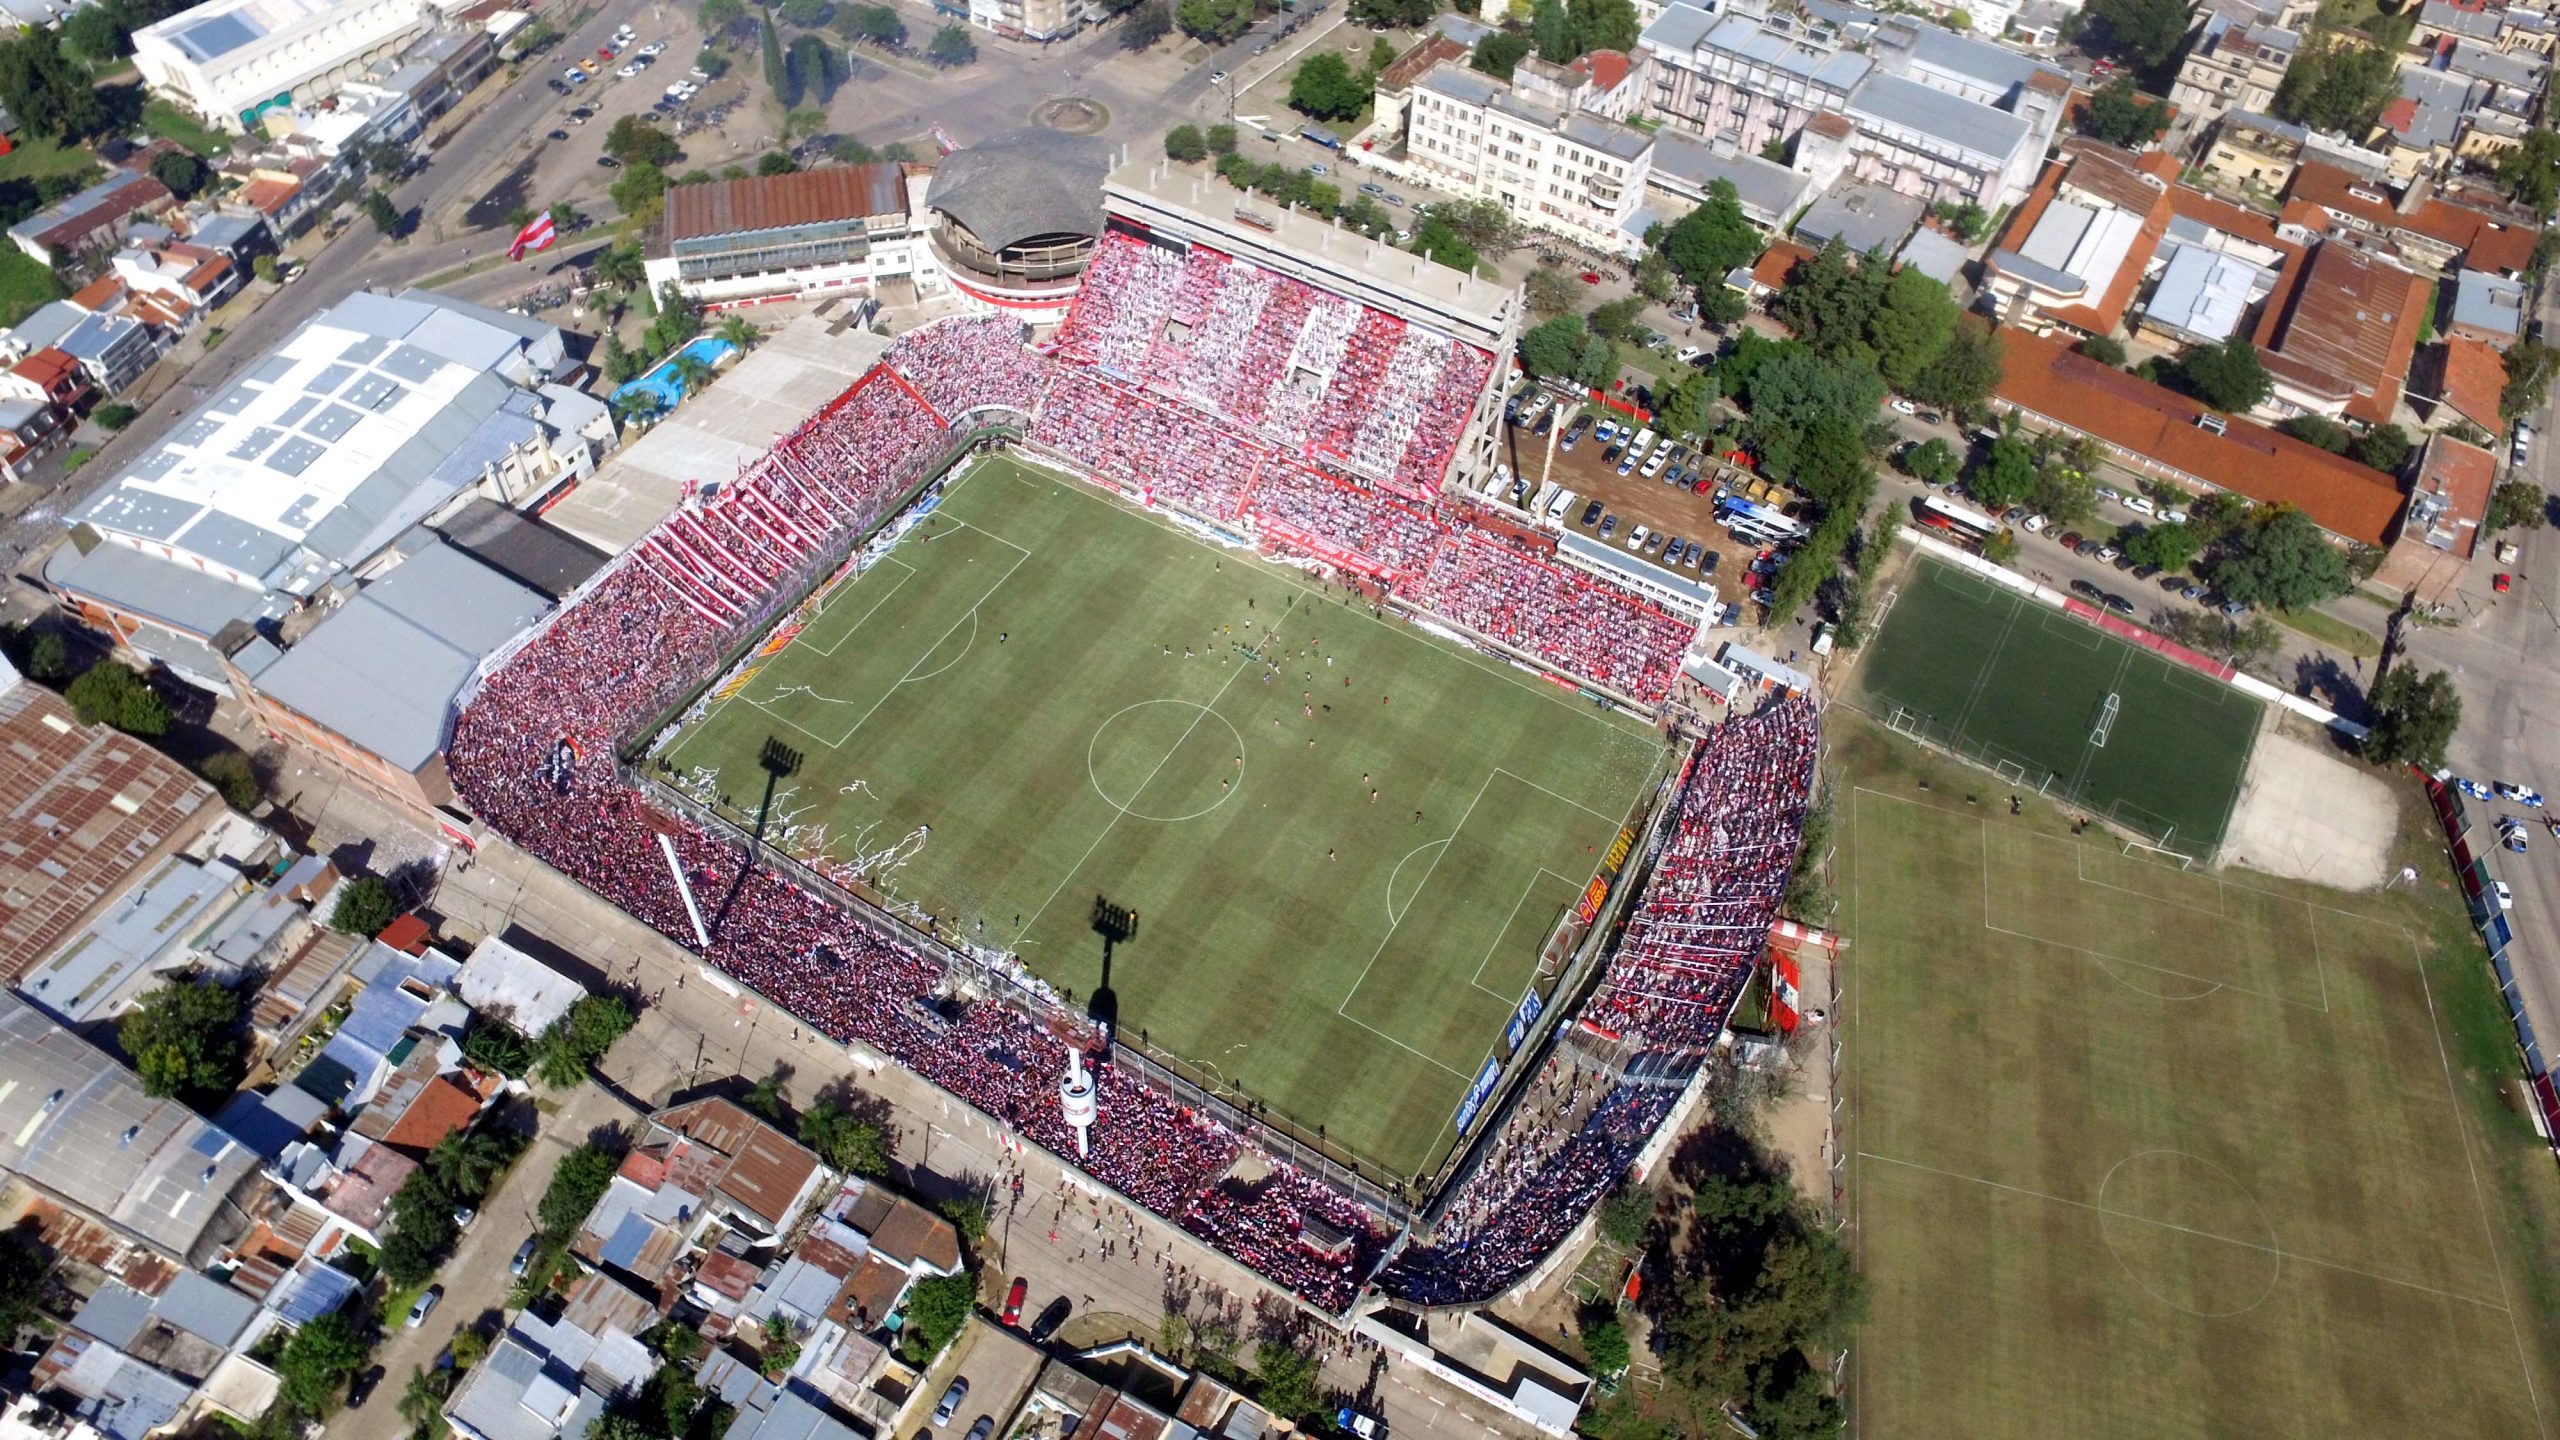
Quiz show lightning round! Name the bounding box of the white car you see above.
[2493,880,2515,911]
[2095,545,2120,563]
[1641,449,1670,477]
[2022,513,2048,533]
[617,62,643,76]
[1674,345,1706,365]
[2157,507,2189,525]
[639,40,665,55]
[1208,69,1228,83]
[2121,494,2155,516]
[1890,398,1918,416]
[690,64,711,77]
[1626,524,1652,552]
[2094,485,2121,502]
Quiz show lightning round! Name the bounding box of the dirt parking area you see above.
[2221,723,2397,890]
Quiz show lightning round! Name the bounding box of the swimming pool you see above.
[610,336,737,412]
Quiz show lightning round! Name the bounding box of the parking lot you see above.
[906,1321,1048,1440]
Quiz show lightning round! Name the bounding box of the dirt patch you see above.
[2221,726,2395,890]
[1032,96,1109,134]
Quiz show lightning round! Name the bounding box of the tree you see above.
[276,1312,370,1418]
[1657,373,1717,441]
[1533,0,1573,59]
[1566,0,1640,56]
[2274,33,2403,135]
[927,23,977,64]
[197,749,263,811]
[1175,0,1252,43]
[1700,285,1748,326]
[1908,316,2003,416]
[2079,76,2168,146]
[64,662,168,736]
[1289,52,1372,121]
[756,149,798,176]
[1339,194,1392,237]
[594,241,649,294]
[2362,665,2463,770]
[330,874,400,936]
[2071,335,2126,368]
[606,116,683,167]
[2174,336,2271,412]
[119,978,242,1097]
[426,1130,515,1202]
[612,161,669,219]
[21,629,69,681]
[2503,338,2558,422]
[716,314,759,351]
[897,1271,976,1363]
[2488,479,2547,531]
[252,253,280,284]
[1967,431,2039,510]
[2279,413,2351,453]
[1573,334,1618,389]
[1583,1317,1631,1377]
[1474,31,1533,80]
[1932,200,1989,242]
[2121,521,2200,572]
[2496,127,2560,214]
[148,150,209,201]
[63,4,131,62]
[1741,347,1883,505]
[551,201,588,233]
[2080,0,2188,69]
[539,1141,622,1239]
[1121,0,1172,47]
[1410,214,1479,274]
[760,14,789,97]
[1657,180,1760,293]
[601,332,638,385]
[91,400,139,431]
[800,1101,892,1176]
[700,0,747,32]
[0,28,106,141]
[399,1368,451,1433]
[1253,1341,1326,1426]
[1587,295,1647,342]
[362,188,401,236]
[782,34,845,104]
[531,994,635,1088]
[2212,507,2350,609]
[744,1070,788,1120]
[1521,315,1585,378]
[1902,436,1959,487]
[1369,35,1399,72]
[1868,266,1960,392]
[1349,0,1430,23]
[1770,239,1886,357]
[836,2,906,45]
[778,0,832,24]
[1597,1184,1653,1246]
[1204,123,1237,154]
[1164,124,1207,162]
[2352,423,2412,475]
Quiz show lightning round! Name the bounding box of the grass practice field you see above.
[661,455,1665,1176]
[1839,718,2560,1438]
[1851,558,2261,852]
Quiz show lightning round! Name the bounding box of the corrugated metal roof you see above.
[668,165,907,242]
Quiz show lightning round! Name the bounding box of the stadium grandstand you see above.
[447,181,1817,1317]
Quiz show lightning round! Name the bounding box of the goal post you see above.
[2090,692,2120,749]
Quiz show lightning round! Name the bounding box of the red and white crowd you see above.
[447,285,1815,1313]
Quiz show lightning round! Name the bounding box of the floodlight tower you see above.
[1059,1049,1098,1159]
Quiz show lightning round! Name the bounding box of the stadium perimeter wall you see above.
[1894,531,2366,740]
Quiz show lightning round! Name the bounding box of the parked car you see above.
[1359,181,1384,195]
[2493,880,2515,911]
[2158,507,2189,525]
[965,1419,996,1440]
[597,155,621,167]
[1626,524,1652,552]
[1890,399,1918,416]
[1002,1278,1027,1326]
[934,1380,970,1424]
[2058,531,2084,550]
[511,1236,540,1277]
[1598,513,1619,539]
[1580,499,1604,526]
[405,1286,443,1329]
[2102,593,2135,615]
[1337,1410,1386,1440]
[2094,485,2121,503]
[548,129,569,141]
[2121,494,2155,515]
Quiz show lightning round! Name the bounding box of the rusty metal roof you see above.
[666,164,909,242]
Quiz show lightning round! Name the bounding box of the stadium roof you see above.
[1995,328,2405,546]
[667,164,909,243]
[927,131,1109,253]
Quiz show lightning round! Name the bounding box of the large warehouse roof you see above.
[665,164,910,242]
[928,130,1108,253]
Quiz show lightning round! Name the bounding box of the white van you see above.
[1627,428,1656,457]
[1546,487,1578,522]
[1530,480,1560,515]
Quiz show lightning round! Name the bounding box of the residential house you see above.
[1993,327,2406,547]
[0,346,98,415]
[575,1098,832,1292]
[452,933,585,1037]
[2375,433,2497,603]
[7,172,179,277]
[54,312,164,398]
[2283,160,2540,276]
[111,238,243,318]
[2446,267,2527,348]
[2373,67,2475,181]
[2249,241,2432,425]
[2197,109,2309,194]
[442,1280,657,1440]
[2415,335,2507,433]
[2169,24,2301,122]
[0,396,69,482]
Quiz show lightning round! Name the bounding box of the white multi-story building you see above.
[1639,2,2067,211]
[133,0,432,134]
[1406,61,1657,255]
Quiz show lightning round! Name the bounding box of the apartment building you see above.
[2169,23,2300,121]
[1405,63,1656,254]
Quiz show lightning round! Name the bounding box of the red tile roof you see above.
[1988,145,2179,335]
[2250,241,2431,426]
[1573,49,1634,93]
[378,1075,485,1155]
[10,348,82,391]
[2285,160,2538,274]
[1995,327,2406,545]
[665,164,907,242]
[68,276,126,314]
[2432,336,2507,432]
[1751,240,1814,290]
[2410,434,2495,560]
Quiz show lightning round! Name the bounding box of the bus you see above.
[1915,493,2002,545]
[1717,495,1807,545]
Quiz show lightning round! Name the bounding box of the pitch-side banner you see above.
[1453,1056,1503,1136]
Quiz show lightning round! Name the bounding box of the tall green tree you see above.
[63,662,168,736]
[2488,479,2547,531]
[119,979,243,1098]
[1867,266,1959,392]
[1905,318,2002,414]
[0,28,107,141]
[2174,336,2272,412]
[2210,507,2351,609]
[2080,0,2189,69]
[1175,0,1252,41]
[2362,665,2462,769]
[329,875,400,936]
[1473,31,1533,80]
[1656,179,1760,293]
[926,23,977,64]
[760,17,788,96]
[1573,334,1618,389]
[2496,127,2560,213]
[1532,0,1572,59]
[1520,314,1586,378]
[1288,52,1373,121]
[275,1312,371,1418]
[2274,34,2402,135]
[1566,0,1640,56]
[539,1141,623,1239]
[2079,75,2169,146]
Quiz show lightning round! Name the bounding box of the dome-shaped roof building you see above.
[925,130,1108,319]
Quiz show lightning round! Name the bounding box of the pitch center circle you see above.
[2095,1149,2281,1317]
[1088,701,1247,822]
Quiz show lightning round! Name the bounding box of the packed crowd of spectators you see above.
[1585,695,1819,1044]
[1248,460,1444,581]
[884,317,1052,420]
[1383,697,1820,1303]
[1177,1167,1394,1313]
[1049,234,1492,495]
[1031,368,1266,520]
[1412,537,1692,700]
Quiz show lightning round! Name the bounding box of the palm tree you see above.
[397,1366,448,1431]
[671,352,715,399]
[716,314,759,352]
[426,1130,511,1201]
[592,242,647,296]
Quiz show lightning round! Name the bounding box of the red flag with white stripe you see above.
[509,212,557,261]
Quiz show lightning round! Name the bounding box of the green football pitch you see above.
[1850,558,2262,852]
[659,455,1666,1176]
[1838,718,2558,1437]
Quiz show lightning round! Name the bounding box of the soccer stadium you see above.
[447,172,1822,1316]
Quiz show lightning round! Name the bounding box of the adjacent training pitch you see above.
[661,456,1665,1176]
[1842,721,2549,1438]
[1851,558,2261,850]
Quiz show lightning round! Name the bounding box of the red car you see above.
[1002,1277,1027,1326]
[1579,271,1602,284]
[2495,573,2513,592]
